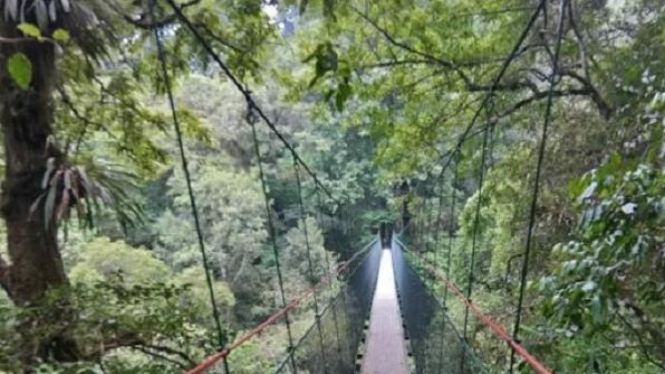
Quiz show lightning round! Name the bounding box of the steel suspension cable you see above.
[398,240,552,374]
[186,236,378,374]
[437,149,460,374]
[419,195,434,373]
[460,113,495,373]
[429,168,447,374]
[414,197,424,252]
[332,206,355,366]
[432,170,448,372]
[488,113,497,167]
[162,0,337,204]
[395,235,490,374]
[425,196,432,255]
[340,205,348,239]
[509,0,569,371]
[418,0,546,190]
[248,110,299,373]
[433,179,446,272]
[315,187,344,362]
[150,3,226,354]
[293,159,328,373]
[421,196,431,372]
[336,209,357,367]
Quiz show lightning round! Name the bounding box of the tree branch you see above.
[560,69,613,118]
[83,333,196,370]
[352,7,476,87]
[453,6,537,20]
[108,0,201,30]
[360,56,508,70]
[193,22,244,53]
[515,65,612,118]
[55,86,138,159]
[494,88,592,123]
[139,343,197,367]
[567,1,591,81]
[359,59,438,69]
[0,36,32,44]
[354,8,543,95]
[0,36,58,45]
[130,344,194,370]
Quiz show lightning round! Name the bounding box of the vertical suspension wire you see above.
[460,117,494,373]
[315,188,344,367]
[509,0,568,372]
[338,202,366,367]
[340,204,350,258]
[424,195,431,255]
[433,179,446,275]
[413,192,427,374]
[419,197,426,254]
[409,195,417,247]
[150,1,226,357]
[437,149,460,374]
[416,194,428,374]
[432,170,447,374]
[421,195,431,372]
[293,158,328,373]
[488,113,497,168]
[415,195,424,251]
[248,110,298,374]
[334,205,356,367]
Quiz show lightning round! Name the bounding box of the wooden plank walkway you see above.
[361,248,410,374]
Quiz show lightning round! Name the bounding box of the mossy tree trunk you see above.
[0,17,80,365]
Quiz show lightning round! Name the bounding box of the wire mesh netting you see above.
[269,240,382,374]
[272,289,352,374]
[193,239,381,374]
[392,238,435,373]
[392,238,489,374]
[344,239,383,370]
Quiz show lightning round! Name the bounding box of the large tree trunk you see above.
[0,19,79,365]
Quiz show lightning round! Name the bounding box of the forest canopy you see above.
[1,0,665,373]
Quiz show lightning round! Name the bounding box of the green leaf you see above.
[42,157,56,189]
[52,29,70,43]
[7,53,32,90]
[17,23,42,38]
[45,172,59,228]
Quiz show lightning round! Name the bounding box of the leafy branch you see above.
[106,0,201,30]
[352,5,614,120]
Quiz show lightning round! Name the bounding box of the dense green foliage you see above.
[290,0,665,372]
[1,0,665,373]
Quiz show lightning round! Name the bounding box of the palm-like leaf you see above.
[32,157,145,231]
[1,0,114,58]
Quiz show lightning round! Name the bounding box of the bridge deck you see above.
[361,248,410,374]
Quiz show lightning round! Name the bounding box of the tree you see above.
[0,0,272,365]
[283,216,331,283]
[154,156,270,324]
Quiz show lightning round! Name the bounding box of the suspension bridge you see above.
[149,0,568,372]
